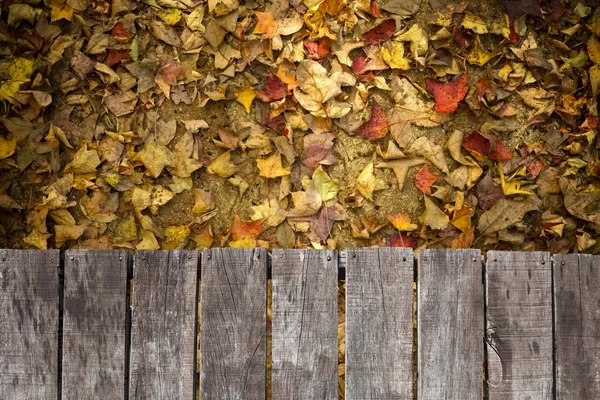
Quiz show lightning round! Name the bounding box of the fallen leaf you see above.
[236,87,256,113]
[425,75,468,113]
[389,232,418,248]
[230,213,264,240]
[355,102,390,140]
[356,162,386,200]
[253,12,278,38]
[64,145,101,174]
[478,196,541,235]
[289,183,322,216]
[312,166,339,202]
[420,195,449,230]
[162,225,191,249]
[0,136,17,160]
[207,151,239,178]
[192,189,214,214]
[387,212,418,231]
[256,153,291,178]
[410,136,449,174]
[362,19,396,45]
[133,141,174,178]
[256,74,287,102]
[376,158,425,190]
[415,164,439,194]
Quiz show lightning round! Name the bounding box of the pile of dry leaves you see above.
[0,0,598,253]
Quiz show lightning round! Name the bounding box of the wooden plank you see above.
[345,247,414,400]
[272,249,338,399]
[554,254,600,399]
[129,251,198,399]
[62,250,129,399]
[417,249,483,400]
[200,247,267,399]
[0,250,60,400]
[486,251,553,399]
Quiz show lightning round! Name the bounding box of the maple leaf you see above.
[415,164,439,194]
[389,232,418,249]
[133,141,174,178]
[256,74,287,102]
[419,195,449,230]
[462,131,512,161]
[293,60,356,117]
[362,19,396,45]
[256,153,291,179]
[207,151,239,178]
[230,213,264,241]
[356,163,386,200]
[387,212,418,231]
[253,12,278,38]
[355,102,389,140]
[425,74,468,113]
[304,39,330,60]
[312,166,339,202]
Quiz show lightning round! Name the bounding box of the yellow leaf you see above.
[137,230,160,250]
[64,145,101,174]
[498,166,534,196]
[387,212,418,231]
[253,12,278,38]
[159,8,182,25]
[419,195,449,230]
[312,166,339,202]
[256,153,291,178]
[24,229,52,250]
[0,57,34,103]
[50,2,73,22]
[467,39,502,67]
[230,237,257,248]
[236,87,256,113]
[54,224,87,245]
[356,163,385,200]
[381,42,410,70]
[190,225,214,249]
[207,151,239,178]
[113,215,138,243]
[192,188,214,214]
[162,225,191,249]
[461,13,488,34]
[0,136,17,160]
[590,64,600,97]
[133,141,174,178]
[587,35,600,64]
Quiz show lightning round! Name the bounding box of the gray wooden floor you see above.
[0,248,598,399]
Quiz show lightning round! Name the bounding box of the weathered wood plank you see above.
[129,251,198,399]
[0,250,60,400]
[345,247,414,400]
[486,251,552,399]
[554,254,600,399]
[62,250,129,399]
[272,249,338,399]
[200,247,267,399]
[417,249,483,399]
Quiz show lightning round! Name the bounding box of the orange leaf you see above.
[415,164,439,194]
[425,74,468,113]
[387,212,418,231]
[355,102,389,140]
[230,214,265,241]
[253,12,278,39]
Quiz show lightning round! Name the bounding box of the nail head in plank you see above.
[345,247,414,400]
[0,250,60,400]
[486,251,552,400]
[62,250,129,399]
[554,254,600,399]
[200,248,267,399]
[272,249,338,400]
[129,251,198,399]
[418,249,483,400]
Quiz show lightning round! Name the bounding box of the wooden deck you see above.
[0,248,599,399]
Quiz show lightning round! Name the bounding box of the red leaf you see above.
[525,158,546,178]
[415,164,439,194]
[256,74,287,102]
[230,214,264,240]
[425,75,468,113]
[475,78,494,98]
[462,131,512,161]
[369,0,380,17]
[304,39,330,60]
[362,19,396,45]
[111,21,133,41]
[105,49,130,66]
[355,102,389,140]
[389,232,418,249]
[352,56,369,75]
[454,29,473,48]
[159,60,183,86]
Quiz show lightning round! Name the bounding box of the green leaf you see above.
[312,166,339,202]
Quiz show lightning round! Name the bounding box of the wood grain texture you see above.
[272,249,338,400]
[200,247,267,400]
[62,250,129,400]
[486,251,552,400]
[418,249,483,400]
[554,254,600,399]
[0,250,60,400]
[345,247,414,400]
[129,251,198,399]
